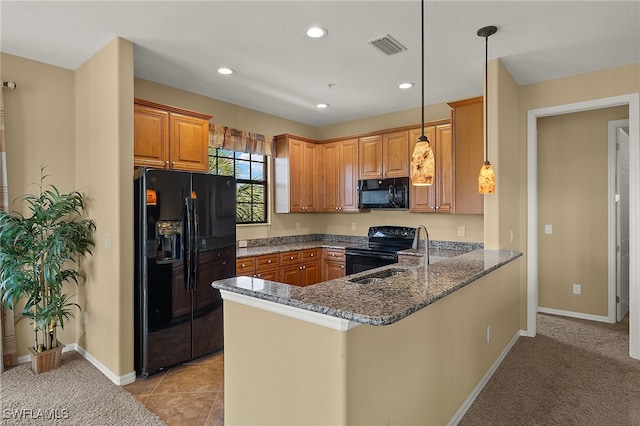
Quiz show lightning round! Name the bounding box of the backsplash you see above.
[238,234,482,251]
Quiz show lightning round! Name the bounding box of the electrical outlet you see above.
[102,234,112,250]
[296,222,301,230]
[487,324,492,343]
[351,223,356,231]
[238,240,248,248]
[545,224,553,234]
[458,226,466,237]
[573,283,582,295]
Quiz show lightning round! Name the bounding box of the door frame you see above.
[609,120,630,322]
[526,93,640,359]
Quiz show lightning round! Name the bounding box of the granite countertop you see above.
[212,249,522,326]
[236,240,474,259]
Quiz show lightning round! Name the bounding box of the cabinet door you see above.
[301,141,318,212]
[359,135,383,179]
[410,126,437,212]
[280,264,301,285]
[320,142,340,212]
[383,131,410,178]
[435,124,453,213]
[255,268,279,281]
[134,104,169,169]
[170,113,209,172]
[288,139,317,212]
[449,97,484,214]
[323,260,345,281]
[301,260,321,286]
[339,139,359,212]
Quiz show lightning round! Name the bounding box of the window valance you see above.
[209,124,276,157]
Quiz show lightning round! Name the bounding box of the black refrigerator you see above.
[134,168,236,376]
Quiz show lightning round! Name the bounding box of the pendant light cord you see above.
[484,32,489,163]
[420,0,426,141]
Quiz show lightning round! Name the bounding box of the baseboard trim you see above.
[447,330,522,426]
[538,307,612,324]
[16,343,136,386]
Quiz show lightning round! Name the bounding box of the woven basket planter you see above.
[28,342,64,374]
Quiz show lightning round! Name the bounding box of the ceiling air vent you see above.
[367,34,407,56]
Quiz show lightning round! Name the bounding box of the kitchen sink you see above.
[348,267,408,284]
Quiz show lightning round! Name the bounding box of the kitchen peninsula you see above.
[212,249,522,425]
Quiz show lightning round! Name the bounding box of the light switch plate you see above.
[457,226,466,237]
[544,224,553,234]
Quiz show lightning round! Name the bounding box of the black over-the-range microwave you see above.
[357,177,409,209]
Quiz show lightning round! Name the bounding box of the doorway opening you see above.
[527,93,640,359]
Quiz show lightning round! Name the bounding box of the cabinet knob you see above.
[310,253,314,257]
[336,207,339,210]
[172,161,176,165]
[241,263,245,267]
[290,256,294,260]
[340,265,344,269]
[222,261,227,265]
[257,273,261,277]
[302,265,306,269]
[267,259,272,264]
[331,253,336,257]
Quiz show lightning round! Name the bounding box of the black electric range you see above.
[345,226,419,275]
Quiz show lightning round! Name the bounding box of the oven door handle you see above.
[346,252,397,262]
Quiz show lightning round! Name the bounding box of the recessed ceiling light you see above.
[316,103,329,109]
[306,26,328,38]
[399,82,414,89]
[217,67,234,75]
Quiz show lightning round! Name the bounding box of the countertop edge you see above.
[213,249,523,327]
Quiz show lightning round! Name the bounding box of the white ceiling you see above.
[2,1,639,127]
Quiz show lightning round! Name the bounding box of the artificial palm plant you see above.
[0,168,95,354]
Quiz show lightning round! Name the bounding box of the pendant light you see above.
[477,25,497,194]
[411,0,435,186]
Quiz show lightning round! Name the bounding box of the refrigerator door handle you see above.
[192,197,200,290]
[184,197,193,291]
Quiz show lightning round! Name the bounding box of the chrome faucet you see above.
[418,225,430,266]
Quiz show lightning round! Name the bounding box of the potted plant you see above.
[0,168,96,373]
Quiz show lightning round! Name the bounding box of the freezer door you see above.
[135,168,193,376]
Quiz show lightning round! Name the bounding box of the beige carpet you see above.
[0,351,165,425]
[460,313,640,426]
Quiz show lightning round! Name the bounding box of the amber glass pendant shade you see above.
[478,161,496,194]
[411,139,435,186]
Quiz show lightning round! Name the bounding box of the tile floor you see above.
[124,351,224,426]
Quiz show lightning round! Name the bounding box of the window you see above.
[208,148,267,224]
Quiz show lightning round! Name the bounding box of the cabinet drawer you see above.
[236,257,256,275]
[280,250,302,265]
[323,248,345,261]
[256,253,279,269]
[302,248,320,261]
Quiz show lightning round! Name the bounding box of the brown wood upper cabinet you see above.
[448,97,484,214]
[409,124,453,213]
[134,98,212,172]
[359,131,409,179]
[320,139,359,213]
[275,135,318,213]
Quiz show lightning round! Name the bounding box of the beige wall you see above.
[222,259,521,425]
[1,53,78,356]
[537,106,628,316]
[75,37,135,376]
[517,63,639,326]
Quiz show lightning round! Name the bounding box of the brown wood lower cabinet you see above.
[323,248,345,281]
[280,248,320,286]
[237,249,322,287]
